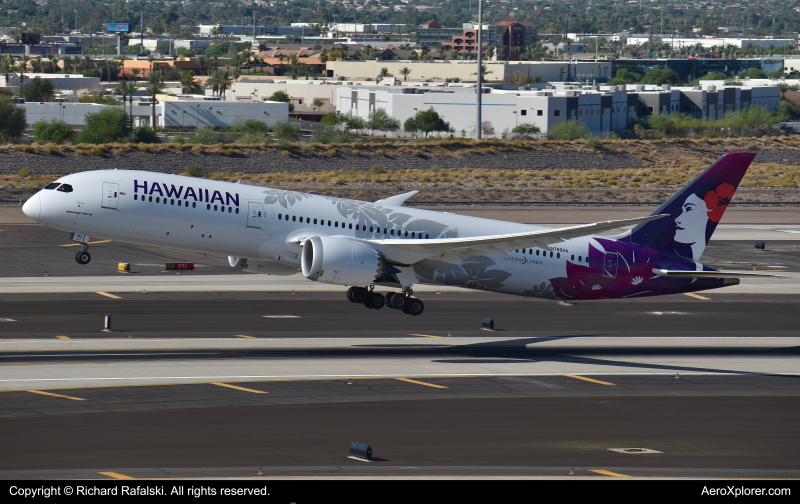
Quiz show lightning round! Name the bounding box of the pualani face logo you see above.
[134,180,240,206]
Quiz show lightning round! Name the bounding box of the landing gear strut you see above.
[346,287,424,316]
[75,243,91,265]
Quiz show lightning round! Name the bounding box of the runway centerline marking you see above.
[395,378,448,389]
[409,333,442,338]
[684,293,711,301]
[99,472,134,480]
[55,336,70,340]
[234,334,257,339]
[61,240,112,247]
[565,375,616,386]
[590,469,631,478]
[96,292,122,299]
[26,390,86,401]
[211,382,268,394]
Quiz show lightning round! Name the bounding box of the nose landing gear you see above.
[75,243,91,265]
[347,287,424,316]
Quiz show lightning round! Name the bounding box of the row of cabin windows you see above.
[133,194,240,214]
[514,248,590,263]
[277,213,430,239]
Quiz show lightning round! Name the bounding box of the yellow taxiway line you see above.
[96,292,122,299]
[684,292,711,301]
[211,382,267,394]
[409,333,442,338]
[60,240,112,247]
[234,334,257,339]
[590,469,631,477]
[99,472,134,479]
[565,375,616,386]
[395,377,448,389]
[55,335,70,340]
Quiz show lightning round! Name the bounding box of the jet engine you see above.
[301,236,384,286]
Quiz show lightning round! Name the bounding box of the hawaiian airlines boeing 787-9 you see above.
[22,152,776,315]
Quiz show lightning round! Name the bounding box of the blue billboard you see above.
[107,23,130,33]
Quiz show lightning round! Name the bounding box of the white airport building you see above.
[335,83,781,137]
[626,36,796,50]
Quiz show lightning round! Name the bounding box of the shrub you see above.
[33,119,75,144]
[273,120,301,141]
[548,120,591,141]
[312,127,350,144]
[0,97,27,144]
[236,132,272,145]
[19,169,31,177]
[130,126,160,144]
[231,119,269,135]
[371,164,386,174]
[77,108,129,144]
[183,128,233,145]
[585,135,602,149]
[185,163,203,177]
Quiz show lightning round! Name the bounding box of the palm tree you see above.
[0,57,12,90]
[118,80,138,129]
[399,66,411,81]
[287,54,300,80]
[131,68,141,83]
[377,67,392,79]
[300,63,313,80]
[277,54,286,75]
[197,55,207,75]
[147,53,156,76]
[437,43,445,59]
[471,64,493,80]
[145,71,165,129]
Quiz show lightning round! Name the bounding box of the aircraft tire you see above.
[385,292,397,308]
[346,287,356,303]
[75,251,91,265]
[364,292,385,310]
[352,287,369,304]
[391,293,408,310]
[403,297,424,316]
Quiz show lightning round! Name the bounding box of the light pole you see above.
[475,0,482,141]
[74,10,77,33]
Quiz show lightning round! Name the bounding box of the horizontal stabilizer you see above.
[652,269,787,279]
[375,190,419,207]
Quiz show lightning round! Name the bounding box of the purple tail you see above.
[627,152,756,261]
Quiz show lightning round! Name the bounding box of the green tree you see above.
[377,67,393,79]
[77,108,129,144]
[340,112,367,134]
[641,68,681,86]
[367,108,400,135]
[311,126,350,144]
[267,90,294,112]
[231,119,269,134]
[404,108,451,138]
[320,112,339,126]
[512,123,541,139]
[287,54,300,80]
[312,98,324,122]
[131,126,160,143]
[179,70,201,94]
[608,68,642,85]
[118,81,139,129]
[399,66,411,81]
[737,67,768,79]
[0,97,27,144]
[21,76,55,102]
[700,72,728,80]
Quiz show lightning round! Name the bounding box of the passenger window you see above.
[314,219,318,224]
[557,253,560,259]
[258,211,261,217]
[355,224,359,230]
[306,217,310,223]
[571,255,574,261]
[156,197,160,203]
[550,252,553,257]
[426,234,429,239]
[293,216,296,222]
[536,250,539,256]
[171,199,175,205]
[328,220,331,226]
[370,226,374,232]
[235,208,239,214]
[578,256,582,262]
[207,204,210,209]
[349,223,352,229]
[279,214,282,219]
[149,196,153,202]
[404,231,408,237]
[164,198,167,204]
[335,222,339,227]
[177,200,181,206]
[228,207,232,213]
[134,194,138,200]
[391,229,394,236]
[44,183,61,190]
[214,205,218,211]
[57,184,73,193]
[383,228,387,234]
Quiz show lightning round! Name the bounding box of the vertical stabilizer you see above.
[627,152,756,261]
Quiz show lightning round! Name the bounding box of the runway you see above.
[1,209,799,479]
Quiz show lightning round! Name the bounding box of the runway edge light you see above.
[102,314,112,332]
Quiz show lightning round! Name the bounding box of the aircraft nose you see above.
[22,193,40,222]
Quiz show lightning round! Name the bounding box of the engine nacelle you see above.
[301,236,384,286]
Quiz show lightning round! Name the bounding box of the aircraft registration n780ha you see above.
[22,152,777,315]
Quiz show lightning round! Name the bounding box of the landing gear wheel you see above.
[75,251,91,265]
[346,287,357,303]
[352,287,369,304]
[385,292,397,308]
[364,292,385,310]
[403,297,424,316]
[391,293,408,310]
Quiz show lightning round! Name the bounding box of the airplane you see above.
[21,152,777,316]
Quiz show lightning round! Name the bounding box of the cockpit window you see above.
[56,184,73,193]
[44,183,61,190]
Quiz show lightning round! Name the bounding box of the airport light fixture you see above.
[475,0,482,141]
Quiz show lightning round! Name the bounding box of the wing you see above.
[374,190,419,206]
[372,215,667,264]
[653,269,787,279]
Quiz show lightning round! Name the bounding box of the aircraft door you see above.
[602,252,619,278]
[101,182,119,209]
[246,202,263,228]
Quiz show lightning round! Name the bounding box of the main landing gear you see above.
[75,243,91,265]
[347,286,424,316]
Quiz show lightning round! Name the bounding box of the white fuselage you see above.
[23,169,595,297]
